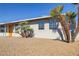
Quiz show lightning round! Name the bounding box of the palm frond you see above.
[66,11,76,19]
[50,5,64,17]
[18,21,28,26]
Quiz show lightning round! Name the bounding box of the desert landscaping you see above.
[0,37,79,56]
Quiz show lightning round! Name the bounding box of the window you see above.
[38,21,44,30]
[15,24,21,33]
[0,29,5,32]
[15,23,19,26]
[49,19,58,29]
[0,25,5,28]
[0,25,6,32]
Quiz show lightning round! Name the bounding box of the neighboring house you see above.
[0,16,65,40]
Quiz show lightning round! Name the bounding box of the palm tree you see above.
[66,11,77,42]
[18,21,34,38]
[19,21,28,29]
[18,21,28,37]
[50,5,70,43]
[72,3,79,39]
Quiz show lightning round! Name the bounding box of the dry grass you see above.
[0,37,79,56]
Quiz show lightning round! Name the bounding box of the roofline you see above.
[0,16,51,25]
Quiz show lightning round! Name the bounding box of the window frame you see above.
[49,18,59,29]
[38,20,45,30]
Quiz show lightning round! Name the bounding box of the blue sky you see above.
[0,3,77,23]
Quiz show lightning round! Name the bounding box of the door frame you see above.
[7,23,14,37]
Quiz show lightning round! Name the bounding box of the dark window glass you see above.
[38,21,44,30]
[15,24,20,33]
[0,29,5,32]
[15,23,19,26]
[0,25,5,28]
[0,25,6,32]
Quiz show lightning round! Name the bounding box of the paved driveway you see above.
[0,37,79,56]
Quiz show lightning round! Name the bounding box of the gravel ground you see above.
[0,37,79,56]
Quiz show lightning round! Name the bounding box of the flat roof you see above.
[0,16,51,25]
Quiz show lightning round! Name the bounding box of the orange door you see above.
[7,24,14,37]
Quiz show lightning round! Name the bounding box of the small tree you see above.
[18,21,28,30]
[17,21,34,38]
[17,21,28,37]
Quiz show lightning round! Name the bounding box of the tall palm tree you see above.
[50,5,70,43]
[72,3,79,40]
[66,11,77,42]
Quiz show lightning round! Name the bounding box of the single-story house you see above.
[0,15,65,40]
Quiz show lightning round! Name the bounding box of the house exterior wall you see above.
[27,18,65,40]
[0,24,21,37]
[29,22,59,39]
[0,17,65,40]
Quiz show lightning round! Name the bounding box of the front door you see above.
[7,24,14,37]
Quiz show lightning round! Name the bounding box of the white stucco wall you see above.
[29,22,64,40]
[0,20,65,40]
[0,33,21,37]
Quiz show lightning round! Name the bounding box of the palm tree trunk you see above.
[73,4,79,41]
[59,15,70,43]
[76,5,79,32]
